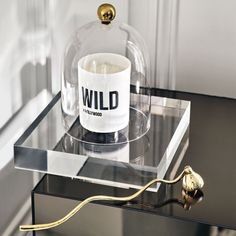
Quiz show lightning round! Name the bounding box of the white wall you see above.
[129,0,236,98]
[176,0,236,98]
[129,0,178,89]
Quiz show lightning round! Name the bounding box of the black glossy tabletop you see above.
[33,89,236,235]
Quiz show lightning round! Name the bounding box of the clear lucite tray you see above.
[14,93,190,192]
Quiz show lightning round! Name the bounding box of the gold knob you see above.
[97,3,116,24]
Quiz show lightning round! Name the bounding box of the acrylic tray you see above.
[14,92,190,192]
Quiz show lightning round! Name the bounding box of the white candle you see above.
[78,53,131,133]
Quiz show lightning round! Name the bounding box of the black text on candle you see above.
[82,87,119,110]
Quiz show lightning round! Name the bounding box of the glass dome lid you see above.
[62,3,151,145]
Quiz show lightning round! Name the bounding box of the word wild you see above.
[82,87,119,110]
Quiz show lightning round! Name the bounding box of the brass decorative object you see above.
[181,188,204,210]
[20,165,204,232]
[182,166,204,192]
[97,3,116,24]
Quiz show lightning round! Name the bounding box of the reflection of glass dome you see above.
[62,4,151,145]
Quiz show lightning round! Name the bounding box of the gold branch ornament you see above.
[20,165,204,232]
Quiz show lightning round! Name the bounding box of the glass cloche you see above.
[62,3,151,145]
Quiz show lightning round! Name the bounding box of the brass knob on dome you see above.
[97,3,116,24]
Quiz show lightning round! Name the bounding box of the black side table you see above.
[31,89,236,236]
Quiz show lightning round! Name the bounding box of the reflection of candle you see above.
[78,53,131,133]
[83,142,130,163]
